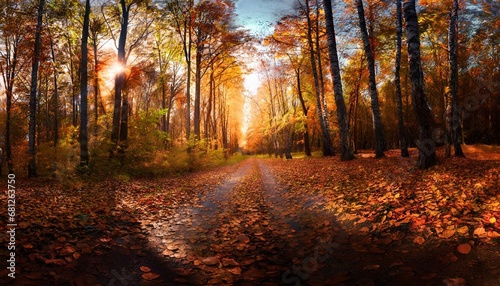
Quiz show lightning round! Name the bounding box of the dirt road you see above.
[3,156,499,286]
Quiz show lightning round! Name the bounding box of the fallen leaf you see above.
[441,253,459,263]
[327,271,351,284]
[457,243,472,254]
[421,273,437,280]
[202,256,220,266]
[174,268,191,276]
[443,277,466,286]
[222,258,239,267]
[441,229,455,239]
[142,272,160,280]
[457,226,469,235]
[236,234,250,243]
[413,236,425,245]
[363,264,380,270]
[487,231,500,238]
[227,267,242,275]
[45,259,66,266]
[473,227,486,237]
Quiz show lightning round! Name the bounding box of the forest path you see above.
[4,154,500,286]
[150,157,500,286]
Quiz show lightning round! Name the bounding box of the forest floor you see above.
[1,145,500,286]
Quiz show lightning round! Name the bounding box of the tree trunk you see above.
[445,92,452,157]
[119,91,129,145]
[194,45,202,139]
[2,33,19,174]
[403,0,437,169]
[47,26,59,149]
[205,68,214,143]
[449,0,465,157]
[79,0,91,167]
[395,0,409,157]
[28,0,45,177]
[323,0,354,161]
[356,0,385,158]
[305,0,334,156]
[295,67,311,157]
[159,46,167,133]
[92,32,101,134]
[315,3,330,139]
[111,0,130,151]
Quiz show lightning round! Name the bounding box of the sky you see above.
[233,0,296,37]
[232,0,297,142]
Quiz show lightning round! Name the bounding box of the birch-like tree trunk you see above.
[356,0,386,158]
[110,0,130,151]
[449,0,465,157]
[395,0,409,157]
[28,0,45,177]
[403,0,437,169]
[305,0,334,156]
[323,0,354,161]
[79,0,91,167]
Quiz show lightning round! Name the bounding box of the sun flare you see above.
[109,62,126,76]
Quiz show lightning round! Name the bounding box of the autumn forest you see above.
[1,0,499,285]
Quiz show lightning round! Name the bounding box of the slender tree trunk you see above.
[159,49,167,133]
[2,40,19,174]
[161,80,167,131]
[315,3,329,137]
[166,94,174,135]
[111,0,129,152]
[305,0,334,156]
[323,0,354,161]
[119,91,129,145]
[403,0,437,169]
[5,84,13,174]
[449,0,465,157]
[356,0,385,158]
[28,0,45,177]
[295,67,311,157]
[79,0,91,167]
[92,35,101,134]
[445,92,452,157]
[206,68,214,143]
[184,1,193,141]
[47,26,59,149]
[395,0,409,157]
[194,45,202,139]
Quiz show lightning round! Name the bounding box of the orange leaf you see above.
[457,243,471,254]
[487,231,500,238]
[413,236,425,245]
[142,272,160,280]
[473,227,486,237]
[202,256,220,266]
[441,229,455,239]
[227,267,242,275]
[45,259,66,266]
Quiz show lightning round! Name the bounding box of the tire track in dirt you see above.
[148,159,343,285]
